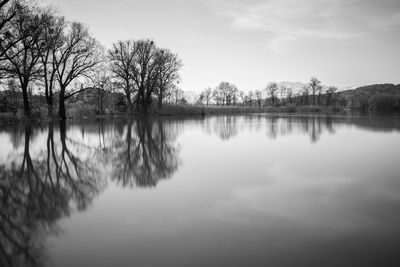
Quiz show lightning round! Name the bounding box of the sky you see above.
[40,0,400,92]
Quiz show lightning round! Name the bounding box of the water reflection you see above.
[108,119,181,187]
[263,115,335,142]
[0,118,182,266]
[201,114,400,142]
[0,122,103,267]
[0,115,399,267]
[202,116,239,140]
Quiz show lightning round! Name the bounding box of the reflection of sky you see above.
[0,133,13,162]
[42,117,400,266]
[1,116,400,266]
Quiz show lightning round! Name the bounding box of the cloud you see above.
[208,0,400,53]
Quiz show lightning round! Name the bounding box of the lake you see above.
[1,114,400,267]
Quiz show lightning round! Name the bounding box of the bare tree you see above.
[90,63,112,115]
[0,6,45,116]
[53,22,102,119]
[213,81,237,106]
[129,39,160,111]
[155,48,182,107]
[266,82,278,106]
[108,40,136,111]
[200,87,213,105]
[255,89,263,110]
[227,84,238,105]
[309,77,322,105]
[109,39,182,111]
[38,10,65,116]
[0,0,27,61]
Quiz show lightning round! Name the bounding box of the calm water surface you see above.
[1,115,400,267]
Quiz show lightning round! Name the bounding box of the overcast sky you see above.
[41,0,400,92]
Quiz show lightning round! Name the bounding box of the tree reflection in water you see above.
[202,116,239,140]
[109,118,181,188]
[201,115,338,143]
[0,122,103,267]
[0,118,182,266]
[1,115,398,266]
[264,115,337,142]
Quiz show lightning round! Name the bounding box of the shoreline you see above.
[1,105,398,126]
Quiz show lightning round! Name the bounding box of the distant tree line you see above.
[197,77,347,109]
[197,78,400,113]
[0,0,183,119]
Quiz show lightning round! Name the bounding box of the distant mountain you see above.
[339,83,400,100]
[340,83,400,96]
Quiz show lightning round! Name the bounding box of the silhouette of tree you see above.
[155,49,182,107]
[0,5,46,116]
[54,22,102,119]
[108,40,136,111]
[200,87,213,106]
[213,82,236,106]
[38,9,65,117]
[129,39,162,110]
[309,77,322,105]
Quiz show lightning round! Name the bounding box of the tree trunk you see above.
[47,91,54,117]
[21,82,31,117]
[59,86,66,120]
[125,80,133,113]
[158,92,163,108]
